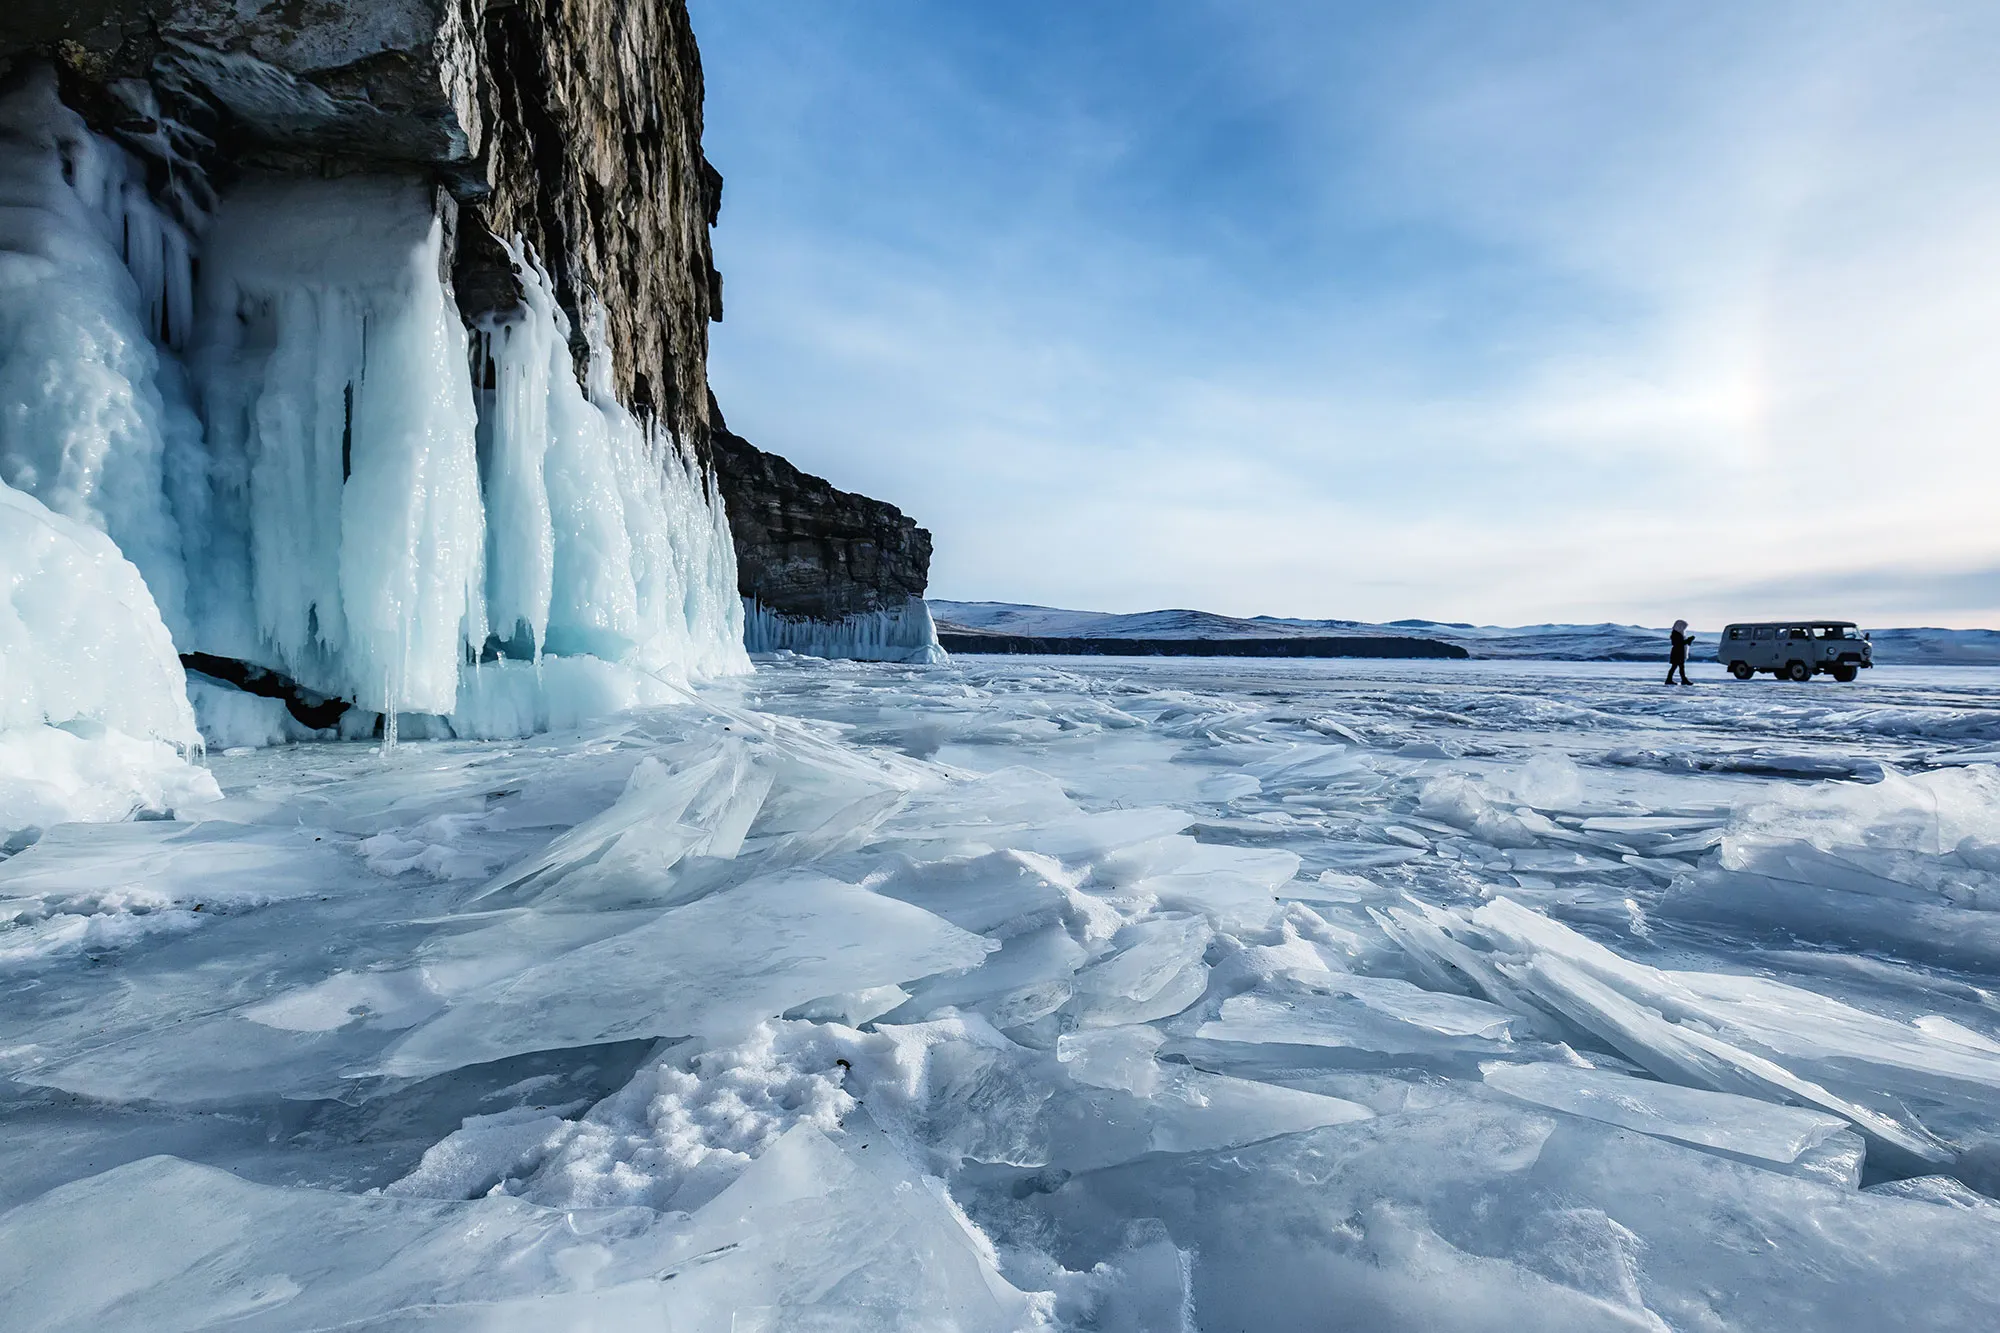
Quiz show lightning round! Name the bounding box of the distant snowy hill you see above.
[1866,627,2000,665]
[930,600,2000,665]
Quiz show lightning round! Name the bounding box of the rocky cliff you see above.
[708,398,932,623]
[2,0,936,658]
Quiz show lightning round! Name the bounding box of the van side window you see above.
[1728,628,1743,640]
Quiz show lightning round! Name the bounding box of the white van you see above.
[1717,621,1872,682]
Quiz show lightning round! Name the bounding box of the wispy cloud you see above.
[692,0,2000,628]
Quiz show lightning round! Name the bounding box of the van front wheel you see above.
[1785,661,1812,682]
[1832,664,1858,683]
[1730,661,1754,680]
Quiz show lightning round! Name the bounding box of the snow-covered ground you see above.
[6,656,2000,1329]
[934,599,2000,665]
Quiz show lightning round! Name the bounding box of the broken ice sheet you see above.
[1013,806,1195,860]
[241,968,445,1034]
[371,872,992,1078]
[867,847,1080,937]
[0,1155,679,1332]
[1197,985,1522,1060]
[460,743,775,913]
[1028,1095,2000,1333]
[897,921,1088,1026]
[0,819,351,970]
[1058,1025,1168,1095]
[1480,1061,1854,1168]
[1032,1061,1376,1175]
[384,1107,572,1201]
[13,648,2000,1329]
[1136,844,1302,932]
[1065,913,1212,1028]
[655,1116,1048,1332]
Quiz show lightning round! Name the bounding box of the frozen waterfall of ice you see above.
[185,175,488,717]
[744,595,948,663]
[0,70,195,638]
[181,180,746,724]
[471,242,746,684]
[3,61,749,769]
[0,74,216,833]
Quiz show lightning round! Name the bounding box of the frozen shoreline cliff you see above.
[0,0,940,782]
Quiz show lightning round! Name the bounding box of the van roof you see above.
[1722,620,1857,629]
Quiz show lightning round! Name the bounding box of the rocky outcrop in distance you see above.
[708,397,933,623]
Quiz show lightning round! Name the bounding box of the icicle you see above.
[467,240,747,689]
[743,598,949,664]
[189,176,487,716]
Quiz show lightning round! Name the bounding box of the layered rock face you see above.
[4,0,938,666]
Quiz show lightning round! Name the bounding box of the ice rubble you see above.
[5,659,2000,1328]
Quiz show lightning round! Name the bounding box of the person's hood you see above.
[1672,619,1688,633]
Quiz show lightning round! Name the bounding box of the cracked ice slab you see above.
[370,872,993,1079]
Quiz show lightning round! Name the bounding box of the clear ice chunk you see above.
[1197,991,1518,1058]
[1066,914,1213,1028]
[1481,1060,1852,1165]
[655,1116,1046,1332]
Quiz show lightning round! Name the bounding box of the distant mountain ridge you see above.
[929,601,2000,665]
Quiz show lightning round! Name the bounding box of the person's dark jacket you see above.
[1670,629,1693,665]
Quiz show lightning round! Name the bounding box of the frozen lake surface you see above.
[6,656,2000,1329]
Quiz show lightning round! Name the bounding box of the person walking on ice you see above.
[1666,619,1694,686]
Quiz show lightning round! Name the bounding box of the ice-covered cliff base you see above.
[5,658,2000,1329]
[745,595,948,664]
[0,68,747,828]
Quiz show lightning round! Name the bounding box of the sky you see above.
[689,1,2000,629]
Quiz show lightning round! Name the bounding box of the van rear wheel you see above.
[1730,661,1754,680]
[1785,661,1811,682]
